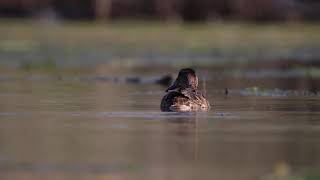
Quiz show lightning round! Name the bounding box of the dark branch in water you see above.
[99,74,173,86]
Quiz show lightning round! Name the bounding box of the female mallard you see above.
[160,68,210,112]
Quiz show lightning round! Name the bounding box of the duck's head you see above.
[166,68,198,92]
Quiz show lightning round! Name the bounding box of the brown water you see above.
[0,67,320,180]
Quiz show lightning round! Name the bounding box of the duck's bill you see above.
[165,83,178,92]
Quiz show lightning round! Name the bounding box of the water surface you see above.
[0,67,320,180]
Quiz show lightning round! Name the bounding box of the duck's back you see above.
[160,91,210,112]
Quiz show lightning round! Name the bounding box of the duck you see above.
[160,68,210,112]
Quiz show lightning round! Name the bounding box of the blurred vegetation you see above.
[0,19,319,70]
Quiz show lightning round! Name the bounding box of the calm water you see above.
[0,67,320,180]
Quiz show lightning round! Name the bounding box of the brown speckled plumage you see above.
[160,68,210,112]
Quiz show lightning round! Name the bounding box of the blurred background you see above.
[1,1,320,180]
[1,0,320,69]
[0,0,320,21]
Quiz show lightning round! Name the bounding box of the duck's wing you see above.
[181,89,202,104]
[161,91,180,111]
[160,91,190,112]
[161,89,210,112]
[181,89,210,109]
